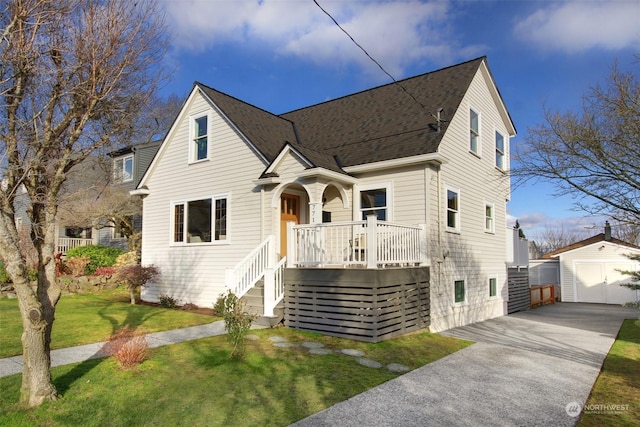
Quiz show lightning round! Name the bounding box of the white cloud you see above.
[159,0,482,77]
[514,1,640,53]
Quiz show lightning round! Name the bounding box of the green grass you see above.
[0,289,217,358]
[579,319,640,426]
[0,328,471,426]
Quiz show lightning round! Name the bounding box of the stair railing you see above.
[225,235,276,299]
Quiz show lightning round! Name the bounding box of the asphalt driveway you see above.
[290,303,638,427]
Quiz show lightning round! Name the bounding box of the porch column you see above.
[308,201,323,224]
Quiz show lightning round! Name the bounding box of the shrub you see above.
[0,262,11,285]
[101,327,148,368]
[212,294,225,317]
[158,294,178,308]
[182,302,198,311]
[94,266,117,276]
[65,257,90,277]
[221,292,256,359]
[115,264,160,304]
[66,245,125,274]
[114,251,140,267]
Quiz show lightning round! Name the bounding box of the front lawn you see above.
[579,318,640,426]
[0,328,471,426]
[0,289,216,358]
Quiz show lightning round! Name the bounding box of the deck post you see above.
[286,221,296,268]
[366,215,377,269]
[419,224,428,265]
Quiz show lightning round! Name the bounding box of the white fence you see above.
[288,217,428,269]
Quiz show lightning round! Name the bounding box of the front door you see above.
[280,194,300,257]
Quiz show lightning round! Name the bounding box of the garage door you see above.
[574,261,638,304]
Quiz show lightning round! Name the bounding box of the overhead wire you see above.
[312,0,438,119]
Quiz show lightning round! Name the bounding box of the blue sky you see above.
[156,0,640,238]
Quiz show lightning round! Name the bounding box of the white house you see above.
[134,57,517,334]
[541,222,640,305]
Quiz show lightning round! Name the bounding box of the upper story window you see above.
[358,183,392,221]
[191,114,209,162]
[446,188,460,232]
[495,131,505,170]
[172,194,228,245]
[113,155,133,183]
[485,202,495,233]
[469,108,480,155]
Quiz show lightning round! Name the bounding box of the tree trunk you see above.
[13,276,59,407]
[130,287,136,305]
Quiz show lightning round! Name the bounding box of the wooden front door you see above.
[280,193,300,257]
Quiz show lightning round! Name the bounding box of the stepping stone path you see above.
[263,336,410,374]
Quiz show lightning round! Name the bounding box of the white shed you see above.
[543,224,640,304]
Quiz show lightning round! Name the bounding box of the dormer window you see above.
[114,154,133,183]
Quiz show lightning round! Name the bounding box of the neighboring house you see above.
[98,141,162,249]
[539,222,640,304]
[135,57,517,334]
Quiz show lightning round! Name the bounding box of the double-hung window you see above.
[172,195,228,244]
[113,155,133,183]
[495,131,505,170]
[192,114,209,162]
[446,188,460,232]
[484,202,495,233]
[359,183,391,221]
[469,108,480,155]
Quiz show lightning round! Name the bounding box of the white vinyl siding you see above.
[428,64,512,332]
[140,90,266,306]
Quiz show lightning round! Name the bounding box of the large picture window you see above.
[172,195,228,244]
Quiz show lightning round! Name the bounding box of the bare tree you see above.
[531,224,589,255]
[0,0,169,407]
[513,59,640,225]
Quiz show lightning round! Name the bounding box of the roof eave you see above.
[343,152,448,174]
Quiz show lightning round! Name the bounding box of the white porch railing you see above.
[287,216,428,269]
[225,235,285,316]
[56,238,93,254]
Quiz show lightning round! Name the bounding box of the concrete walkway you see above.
[0,321,227,378]
[290,303,638,427]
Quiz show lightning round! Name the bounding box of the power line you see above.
[312,0,434,117]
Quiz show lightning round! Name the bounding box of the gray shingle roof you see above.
[197,57,486,172]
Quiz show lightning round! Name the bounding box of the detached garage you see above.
[543,223,640,304]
